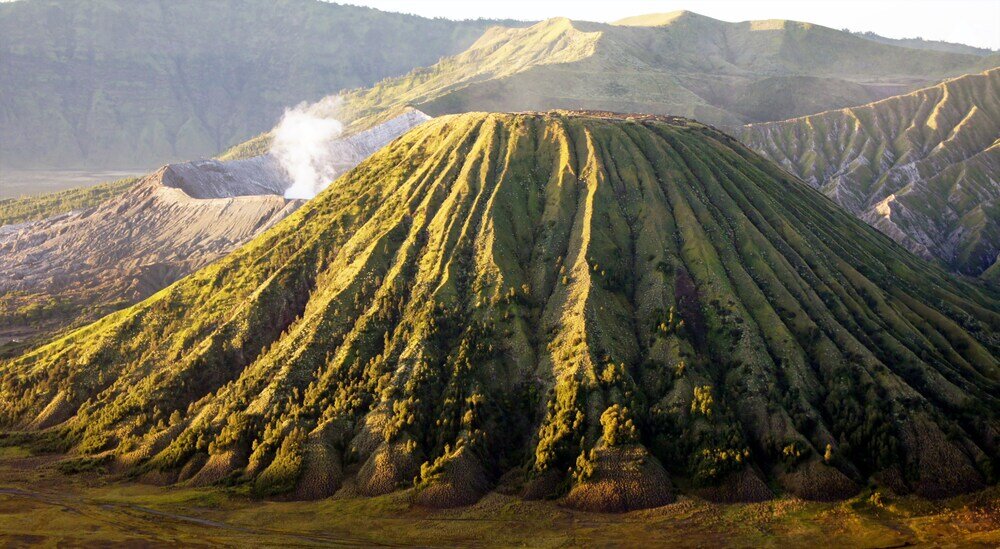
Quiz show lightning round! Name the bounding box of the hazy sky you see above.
[342,0,1000,50]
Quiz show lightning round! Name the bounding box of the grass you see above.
[0,448,996,547]
[0,176,138,225]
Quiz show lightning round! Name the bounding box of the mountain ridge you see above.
[218,13,991,162]
[738,68,1000,276]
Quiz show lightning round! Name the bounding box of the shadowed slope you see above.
[739,68,1000,276]
[1,113,998,511]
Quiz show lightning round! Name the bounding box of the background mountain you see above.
[309,12,992,136]
[0,176,139,225]
[3,112,997,510]
[738,68,999,277]
[0,110,428,348]
[0,0,505,172]
[849,30,998,57]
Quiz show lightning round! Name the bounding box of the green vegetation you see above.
[0,449,997,546]
[0,0,508,170]
[0,177,138,226]
[1,112,997,511]
[739,68,1000,276]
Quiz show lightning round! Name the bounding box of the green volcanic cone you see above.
[2,112,998,510]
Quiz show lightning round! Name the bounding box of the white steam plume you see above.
[270,96,345,199]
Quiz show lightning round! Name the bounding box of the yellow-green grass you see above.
[0,449,996,547]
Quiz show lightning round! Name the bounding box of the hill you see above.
[738,68,1000,277]
[2,112,997,510]
[0,0,501,173]
[0,110,428,347]
[318,12,990,136]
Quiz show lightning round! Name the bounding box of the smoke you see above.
[269,96,345,199]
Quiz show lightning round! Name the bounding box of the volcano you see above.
[2,112,997,511]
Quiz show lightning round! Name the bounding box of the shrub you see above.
[600,404,638,447]
[691,385,714,417]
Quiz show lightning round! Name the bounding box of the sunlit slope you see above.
[2,113,998,511]
[739,68,1000,276]
[330,12,987,133]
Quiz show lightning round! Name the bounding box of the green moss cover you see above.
[1,112,998,510]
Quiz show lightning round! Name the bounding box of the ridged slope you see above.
[738,68,1000,276]
[2,113,998,511]
[329,14,988,134]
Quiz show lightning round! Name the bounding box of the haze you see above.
[345,0,1000,50]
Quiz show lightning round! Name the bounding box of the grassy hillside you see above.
[0,177,138,226]
[324,12,988,135]
[738,68,1000,276]
[1,112,998,511]
[0,0,506,171]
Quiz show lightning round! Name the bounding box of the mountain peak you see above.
[612,10,713,27]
